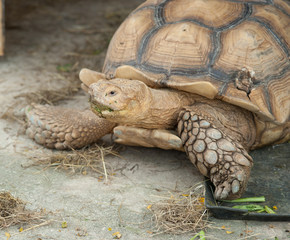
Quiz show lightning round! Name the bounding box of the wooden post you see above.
[0,0,4,56]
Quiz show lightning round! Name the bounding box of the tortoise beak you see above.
[89,96,114,117]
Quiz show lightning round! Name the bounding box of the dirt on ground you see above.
[0,0,289,239]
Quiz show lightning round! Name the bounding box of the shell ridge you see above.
[167,19,215,31]
[130,5,155,15]
[208,31,221,69]
[170,68,208,76]
[104,60,137,77]
[216,3,252,31]
[273,3,290,17]
[137,0,168,67]
[140,63,169,75]
[252,65,290,87]
[261,84,273,116]
[226,0,268,4]
[164,3,250,32]
[154,0,168,26]
[137,27,161,65]
[219,82,229,96]
[209,69,232,82]
[247,17,289,57]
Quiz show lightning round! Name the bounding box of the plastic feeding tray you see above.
[205,143,290,221]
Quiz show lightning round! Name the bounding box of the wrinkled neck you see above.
[125,88,197,129]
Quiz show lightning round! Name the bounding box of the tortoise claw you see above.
[213,174,245,200]
[214,182,230,200]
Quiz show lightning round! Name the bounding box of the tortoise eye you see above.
[109,90,116,96]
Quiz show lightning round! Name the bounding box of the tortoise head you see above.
[89,78,152,124]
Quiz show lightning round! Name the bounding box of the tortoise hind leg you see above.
[25,104,116,149]
[177,101,255,200]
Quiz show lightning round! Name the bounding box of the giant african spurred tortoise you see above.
[26,0,290,199]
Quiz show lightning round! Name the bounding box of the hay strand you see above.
[26,143,119,178]
[148,185,209,235]
[0,192,46,229]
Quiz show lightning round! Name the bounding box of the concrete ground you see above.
[0,0,289,239]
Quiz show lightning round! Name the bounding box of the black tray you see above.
[205,143,290,221]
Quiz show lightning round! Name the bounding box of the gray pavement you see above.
[0,0,289,239]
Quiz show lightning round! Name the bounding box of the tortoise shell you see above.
[103,0,290,124]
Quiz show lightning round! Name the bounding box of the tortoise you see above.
[26,0,290,200]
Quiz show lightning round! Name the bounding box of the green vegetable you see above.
[264,205,276,214]
[91,103,114,114]
[232,204,265,212]
[222,196,265,203]
[199,231,205,240]
[94,106,102,114]
[190,230,206,240]
[232,204,277,214]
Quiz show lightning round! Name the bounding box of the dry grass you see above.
[0,192,46,229]
[148,185,209,235]
[26,143,120,179]
[0,82,80,134]
[15,85,79,106]
[1,86,79,127]
[15,70,81,106]
[1,71,80,125]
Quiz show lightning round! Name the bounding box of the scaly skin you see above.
[177,103,255,200]
[25,104,115,149]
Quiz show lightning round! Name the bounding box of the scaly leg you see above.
[113,125,183,151]
[177,101,256,200]
[25,104,116,149]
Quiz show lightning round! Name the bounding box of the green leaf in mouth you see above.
[91,102,114,114]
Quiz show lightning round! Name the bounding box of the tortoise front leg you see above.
[113,126,183,151]
[25,104,116,149]
[177,101,256,200]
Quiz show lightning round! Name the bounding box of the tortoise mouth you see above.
[90,101,114,116]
